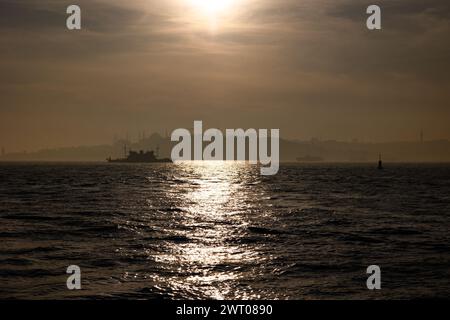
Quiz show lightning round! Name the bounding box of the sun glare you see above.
[181,0,241,32]
[188,0,235,16]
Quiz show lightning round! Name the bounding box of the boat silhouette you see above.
[107,149,171,163]
[296,155,324,162]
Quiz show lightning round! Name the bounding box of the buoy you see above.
[378,154,383,170]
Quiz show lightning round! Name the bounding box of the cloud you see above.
[0,0,449,151]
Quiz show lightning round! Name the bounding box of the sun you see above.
[183,0,238,32]
[188,0,235,16]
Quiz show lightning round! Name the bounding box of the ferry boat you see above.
[107,149,171,163]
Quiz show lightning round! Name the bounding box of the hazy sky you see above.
[1,0,450,151]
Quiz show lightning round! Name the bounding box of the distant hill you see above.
[1,133,450,163]
[280,139,450,162]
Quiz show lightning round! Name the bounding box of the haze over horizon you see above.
[1,0,450,153]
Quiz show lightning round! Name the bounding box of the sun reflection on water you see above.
[152,161,268,299]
